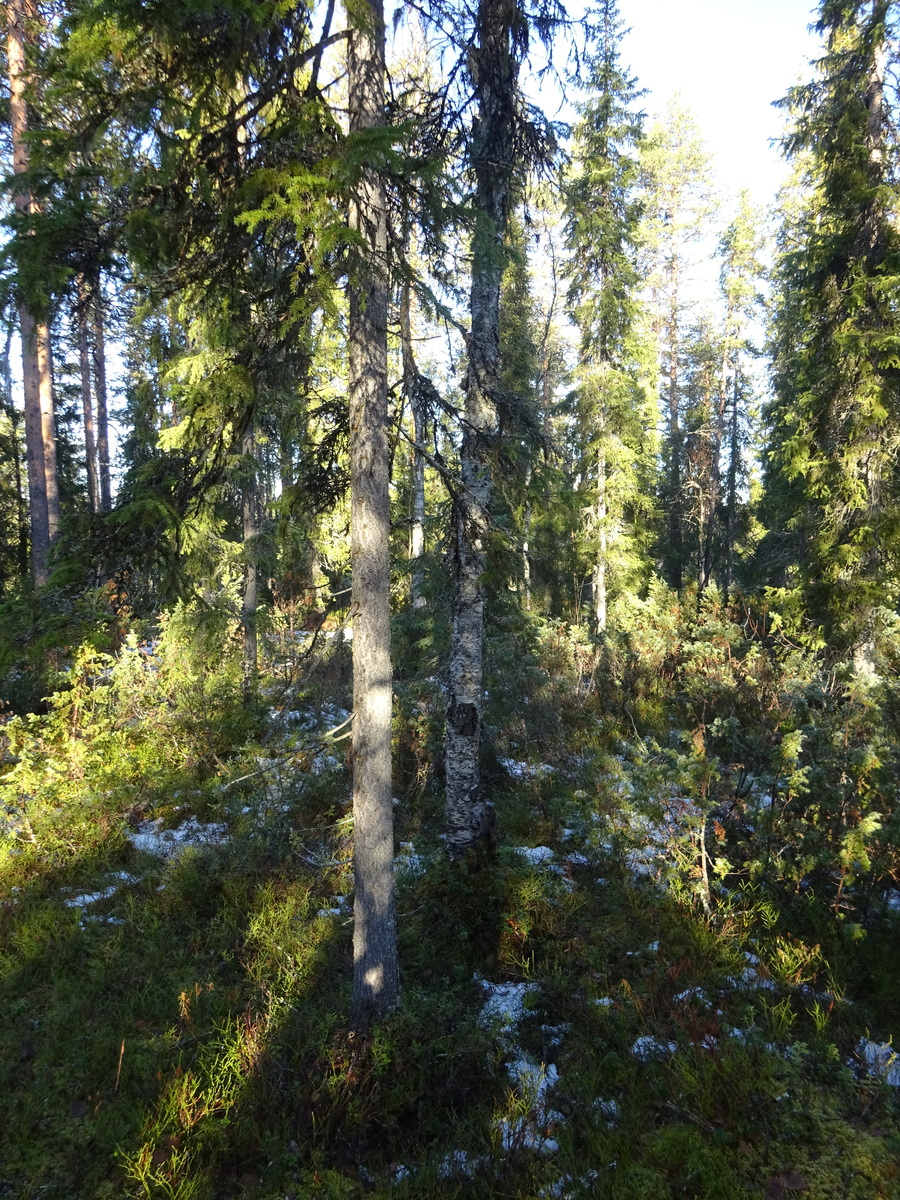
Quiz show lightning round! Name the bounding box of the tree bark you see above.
[348,0,399,1028]
[77,276,100,514]
[7,0,59,585]
[400,278,426,609]
[90,269,112,512]
[241,426,259,698]
[445,0,517,860]
[594,449,608,632]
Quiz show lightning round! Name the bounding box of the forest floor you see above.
[1,627,899,1200]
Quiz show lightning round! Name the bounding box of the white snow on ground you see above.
[631,1035,677,1061]
[479,979,538,1031]
[317,895,350,919]
[621,796,703,881]
[516,846,556,867]
[674,986,709,1004]
[127,817,228,857]
[477,979,563,1154]
[395,842,427,876]
[500,759,554,780]
[593,1098,620,1124]
[858,1039,900,1086]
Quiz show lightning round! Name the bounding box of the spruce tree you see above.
[763,0,900,651]
[563,0,652,630]
[639,97,714,592]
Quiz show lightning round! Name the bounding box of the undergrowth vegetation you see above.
[2,585,899,1199]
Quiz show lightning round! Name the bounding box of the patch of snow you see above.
[593,1098,620,1125]
[479,979,538,1032]
[437,1150,482,1178]
[317,894,350,919]
[631,1036,676,1062]
[541,1023,571,1047]
[674,987,709,1005]
[499,759,554,780]
[727,967,777,991]
[127,817,228,858]
[64,888,118,909]
[858,1039,900,1086]
[515,846,556,867]
[395,842,426,876]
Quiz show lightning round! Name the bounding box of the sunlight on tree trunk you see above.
[348,0,399,1027]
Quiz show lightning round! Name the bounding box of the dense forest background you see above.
[1,0,900,1197]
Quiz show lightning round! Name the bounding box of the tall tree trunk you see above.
[724,370,740,597]
[90,269,112,512]
[7,0,59,585]
[77,277,100,514]
[594,449,608,632]
[665,274,682,591]
[241,427,259,698]
[348,0,399,1028]
[445,0,517,860]
[399,279,426,609]
[2,332,28,579]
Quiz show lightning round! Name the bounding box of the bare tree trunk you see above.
[348,0,399,1028]
[90,270,112,512]
[77,277,100,514]
[666,274,682,591]
[7,0,59,585]
[594,450,608,632]
[523,490,532,612]
[724,370,740,597]
[445,0,517,860]
[242,427,259,698]
[2,332,28,579]
[399,279,426,609]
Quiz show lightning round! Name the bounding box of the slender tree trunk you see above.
[7,0,59,585]
[90,269,112,512]
[445,0,517,860]
[242,427,259,697]
[2,333,28,579]
[522,488,532,612]
[77,277,100,514]
[399,279,426,609]
[348,0,399,1027]
[665,273,682,591]
[594,449,608,632]
[724,370,740,597]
